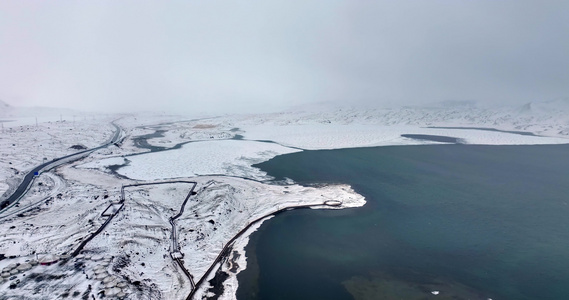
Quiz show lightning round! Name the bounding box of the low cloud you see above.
[1,1,567,114]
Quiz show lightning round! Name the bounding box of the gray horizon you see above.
[1,1,568,114]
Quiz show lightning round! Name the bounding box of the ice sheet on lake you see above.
[112,140,301,181]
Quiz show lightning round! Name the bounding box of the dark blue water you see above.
[237,144,569,300]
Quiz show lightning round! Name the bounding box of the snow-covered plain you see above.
[239,123,569,149]
[1,100,569,299]
[0,117,115,200]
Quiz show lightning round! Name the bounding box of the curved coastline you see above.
[127,124,569,300]
[235,143,569,300]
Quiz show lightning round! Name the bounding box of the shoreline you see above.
[1,110,568,299]
[90,119,569,299]
[191,196,363,299]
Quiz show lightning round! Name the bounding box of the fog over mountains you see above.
[1,1,568,114]
[0,99,81,118]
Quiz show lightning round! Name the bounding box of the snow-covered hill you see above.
[0,99,84,119]
[226,100,569,137]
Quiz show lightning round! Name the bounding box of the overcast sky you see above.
[1,1,568,114]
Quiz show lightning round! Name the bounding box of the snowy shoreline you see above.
[189,181,365,299]
[1,102,569,299]
[101,113,569,299]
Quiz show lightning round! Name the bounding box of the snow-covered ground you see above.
[1,100,569,299]
[238,123,569,149]
[0,117,116,200]
[229,100,569,149]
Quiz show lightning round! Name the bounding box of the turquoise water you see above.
[237,144,569,300]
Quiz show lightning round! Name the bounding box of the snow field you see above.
[239,123,569,150]
[0,117,116,201]
[85,183,196,299]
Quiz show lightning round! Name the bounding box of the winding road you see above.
[0,121,123,212]
[71,181,198,291]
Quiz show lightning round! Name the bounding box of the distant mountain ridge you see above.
[0,99,81,118]
[234,99,569,137]
[0,99,11,109]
